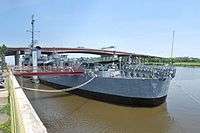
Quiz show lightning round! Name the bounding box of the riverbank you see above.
[8,69,47,133]
[0,104,10,133]
[173,62,200,67]
[145,62,200,67]
[0,79,10,133]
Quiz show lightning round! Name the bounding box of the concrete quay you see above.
[8,70,47,133]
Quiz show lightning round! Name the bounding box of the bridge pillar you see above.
[15,51,20,66]
[32,49,39,83]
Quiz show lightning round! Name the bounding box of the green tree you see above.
[0,44,7,69]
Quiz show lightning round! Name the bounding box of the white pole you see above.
[32,49,39,83]
[171,30,175,64]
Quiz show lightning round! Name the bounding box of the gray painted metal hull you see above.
[39,75,171,99]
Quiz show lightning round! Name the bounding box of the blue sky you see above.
[0,0,200,57]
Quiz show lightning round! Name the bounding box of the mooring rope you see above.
[17,75,97,93]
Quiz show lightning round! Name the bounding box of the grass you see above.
[0,104,10,116]
[0,103,11,133]
[0,75,11,133]
[0,119,11,133]
[173,62,200,67]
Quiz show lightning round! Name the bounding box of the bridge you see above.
[6,47,138,56]
[6,47,160,65]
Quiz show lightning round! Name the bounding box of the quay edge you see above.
[7,69,47,133]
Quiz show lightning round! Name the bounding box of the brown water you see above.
[20,67,200,133]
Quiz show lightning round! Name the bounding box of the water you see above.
[20,67,200,133]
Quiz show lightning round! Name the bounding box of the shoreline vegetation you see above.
[145,62,200,67]
[145,57,200,67]
[0,104,11,133]
[0,75,11,133]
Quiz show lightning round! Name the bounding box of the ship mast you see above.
[31,15,35,49]
[26,14,37,49]
[30,15,39,83]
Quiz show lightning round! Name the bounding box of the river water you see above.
[20,67,200,133]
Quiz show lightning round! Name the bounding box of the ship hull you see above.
[39,75,171,107]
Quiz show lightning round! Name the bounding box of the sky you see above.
[0,0,200,58]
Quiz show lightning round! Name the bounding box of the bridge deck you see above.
[6,47,159,58]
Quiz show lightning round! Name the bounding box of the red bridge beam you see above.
[6,47,161,58]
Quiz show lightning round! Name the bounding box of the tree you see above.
[0,44,7,69]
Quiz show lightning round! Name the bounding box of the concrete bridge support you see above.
[15,51,20,66]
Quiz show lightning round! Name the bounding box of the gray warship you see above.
[18,45,176,107]
[17,16,176,107]
[40,55,175,107]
